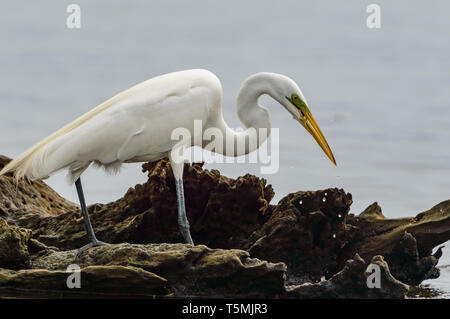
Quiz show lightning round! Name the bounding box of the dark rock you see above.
[285,254,409,298]
[247,188,356,282]
[384,231,440,285]
[359,202,385,219]
[1,155,449,298]
[406,284,444,298]
[346,200,450,285]
[0,218,31,269]
[0,155,77,224]
[433,246,445,259]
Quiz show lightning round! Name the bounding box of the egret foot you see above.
[179,223,194,245]
[75,239,108,259]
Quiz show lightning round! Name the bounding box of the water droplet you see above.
[338,214,342,218]
[332,234,336,238]
[320,276,325,281]
[324,192,327,196]
[299,200,303,205]
[322,197,326,202]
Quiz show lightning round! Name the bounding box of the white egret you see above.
[0,69,336,257]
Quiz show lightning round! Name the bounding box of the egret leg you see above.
[175,178,194,245]
[74,178,107,259]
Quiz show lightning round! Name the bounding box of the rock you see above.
[0,265,168,296]
[406,284,444,298]
[247,188,356,283]
[0,155,77,223]
[285,254,409,298]
[367,255,410,298]
[346,200,450,285]
[1,154,449,298]
[359,202,385,219]
[0,218,31,269]
[30,243,286,298]
[383,232,440,285]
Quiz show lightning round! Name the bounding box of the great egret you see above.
[0,69,336,257]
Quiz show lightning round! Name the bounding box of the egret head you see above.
[239,72,336,166]
[276,77,336,166]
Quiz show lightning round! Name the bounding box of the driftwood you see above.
[0,155,448,298]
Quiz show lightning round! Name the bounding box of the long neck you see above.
[208,73,279,157]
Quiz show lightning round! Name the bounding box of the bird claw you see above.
[179,226,194,245]
[74,240,108,259]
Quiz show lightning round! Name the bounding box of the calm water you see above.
[0,1,449,296]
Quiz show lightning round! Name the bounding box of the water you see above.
[0,1,449,296]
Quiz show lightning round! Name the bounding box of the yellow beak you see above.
[302,111,336,166]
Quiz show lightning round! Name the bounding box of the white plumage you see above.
[0,69,335,252]
[1,69,223,182]
[1,69,336,183]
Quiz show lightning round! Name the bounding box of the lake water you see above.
[0,1,449,296]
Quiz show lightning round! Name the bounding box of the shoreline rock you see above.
[12,243,286,298]
[285,254,408,299]
[1,155,449,298]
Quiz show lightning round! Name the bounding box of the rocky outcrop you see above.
[346,202,450,285]
[0,265,169,297]
[0,155,449,298]
[0,218,31,269]
[1,243,285,298]
[286,254,409,298]
[248,188,356,283]
[0,155,77,221]
[33,243,286,297]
